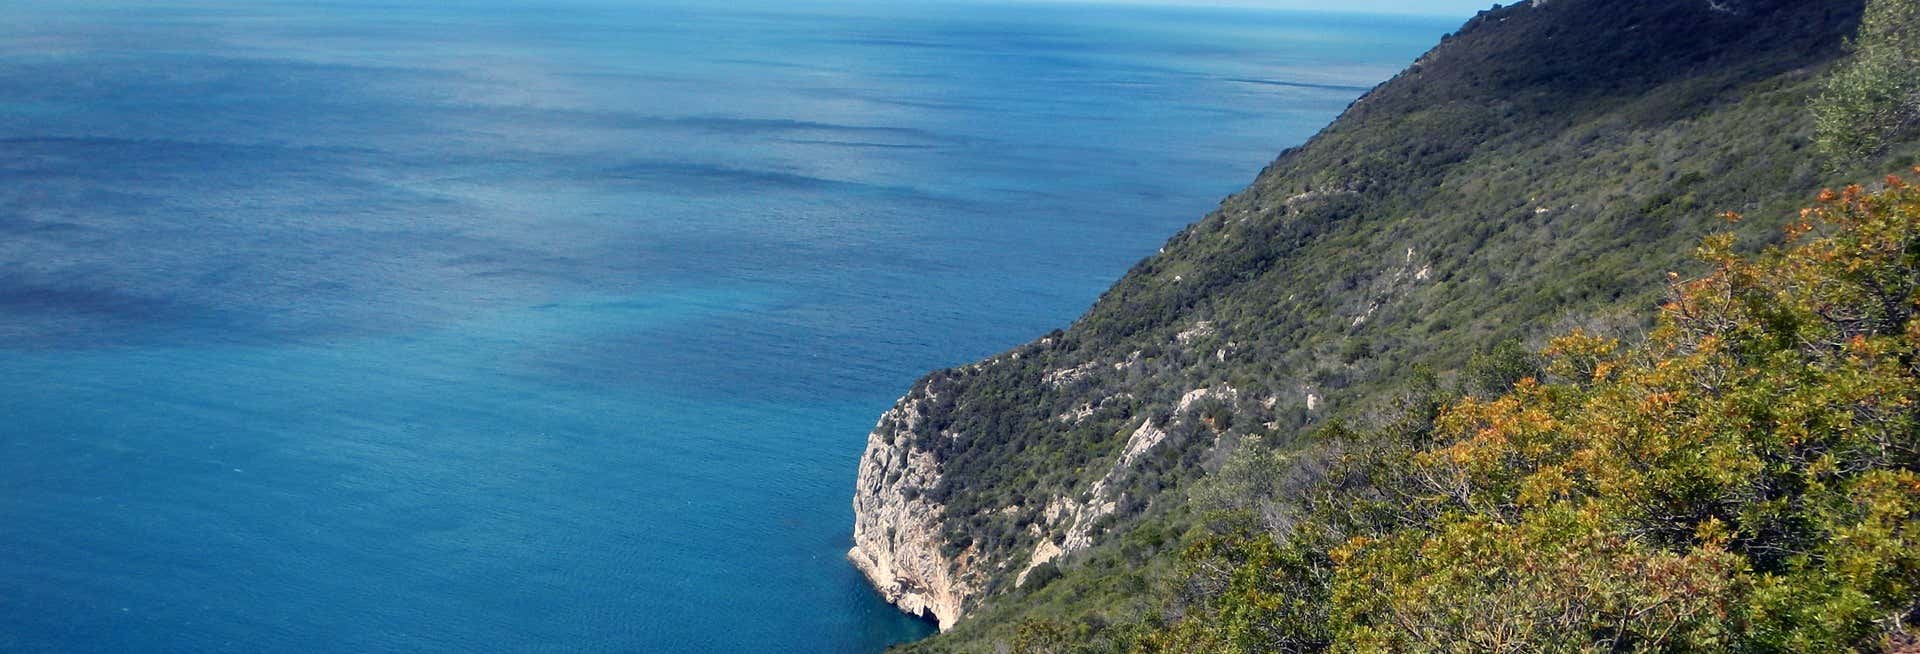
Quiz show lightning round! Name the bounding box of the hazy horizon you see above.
[1002,0,1499,16]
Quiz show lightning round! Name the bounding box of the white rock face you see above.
[848,392,975,631]
[852,382,1238,631]
[1042,361,1100,387]
[1114,419,1170,472]
[1047,415,1171,555]
[1015,538,1064,587]
[1176,385,1237,415]
[1175,321,1217,346]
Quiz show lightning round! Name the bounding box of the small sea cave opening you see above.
[906,608,941,632]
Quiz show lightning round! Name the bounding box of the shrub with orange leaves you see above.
[1143,179,1920,654]
[1320,178,1920,653]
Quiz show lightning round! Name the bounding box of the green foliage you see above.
[1461,338,1543,399]
[1814,0,1920,162]
[1148,180,1920,653]
[880,2,1920,650]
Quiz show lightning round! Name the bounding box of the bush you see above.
[1156,178,1920,653]
[1813,0,1920,161]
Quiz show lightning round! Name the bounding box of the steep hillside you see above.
[850,0,1920,648]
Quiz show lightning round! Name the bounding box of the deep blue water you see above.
[0,2,1452,651]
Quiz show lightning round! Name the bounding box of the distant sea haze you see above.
[0,2,1450,651]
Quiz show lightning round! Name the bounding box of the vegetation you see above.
[1135,178,1920,653]
[1815,0,1920,162]
[875,1,1920,650]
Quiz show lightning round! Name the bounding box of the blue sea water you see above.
[0,2,1453,651]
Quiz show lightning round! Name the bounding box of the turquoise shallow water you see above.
[0,1,1453,651]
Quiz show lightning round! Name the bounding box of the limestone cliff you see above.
[851,356,1242,626]
[848,386,972,631]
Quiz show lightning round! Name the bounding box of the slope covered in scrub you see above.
[853,1,1920,649]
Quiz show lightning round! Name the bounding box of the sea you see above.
[0,1,1453,651]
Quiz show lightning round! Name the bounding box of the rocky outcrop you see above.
[1041,386,1230,556]
[853,370,1250,622]
[848,388,973,631]
[1014,538,1064,588]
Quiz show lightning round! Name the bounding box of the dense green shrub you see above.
[1144,178,1920,654]
[1814,0,1920,162]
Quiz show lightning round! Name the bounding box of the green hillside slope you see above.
[853,0,1920,650]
